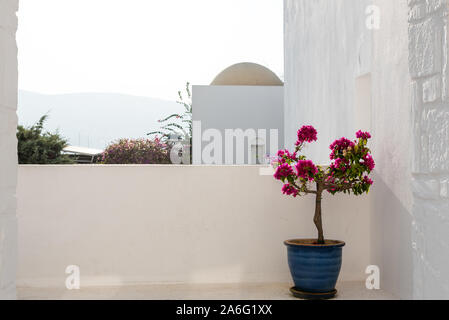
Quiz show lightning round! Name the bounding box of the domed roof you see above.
[211,62,283,86]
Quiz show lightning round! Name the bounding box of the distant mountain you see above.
[18,90,182,150]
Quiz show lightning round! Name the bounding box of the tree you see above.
[17,115,74,164]
[148,82,192,163]
[273,126,374,244]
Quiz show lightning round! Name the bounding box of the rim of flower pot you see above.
[284,239,345,248]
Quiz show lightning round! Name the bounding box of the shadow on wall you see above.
[370,171,413,299]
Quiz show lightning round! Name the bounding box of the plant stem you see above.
[313,182,325,244]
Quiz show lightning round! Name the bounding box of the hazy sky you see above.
[17,0,284,101]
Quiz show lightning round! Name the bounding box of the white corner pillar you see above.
[0,0,19,299]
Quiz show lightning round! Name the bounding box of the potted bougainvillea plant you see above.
[273,125,374,299]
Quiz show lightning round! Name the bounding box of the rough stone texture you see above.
[423,75,442,103]
[409,0,449,299]
[409,17,443,78]
[0,0,18,300]
[409,2,428,22]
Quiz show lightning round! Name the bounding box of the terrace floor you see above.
[18,281,397,300]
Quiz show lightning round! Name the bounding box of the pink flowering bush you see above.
[295,125,317,145]
[295,160,318,181]
[101,138,171,164]
[273,125,374,244]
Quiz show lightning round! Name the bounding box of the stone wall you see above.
[0,0,18,299]
[408,0,449,299]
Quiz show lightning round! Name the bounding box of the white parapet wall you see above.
[17,165,371,288]
[0,0,18,300]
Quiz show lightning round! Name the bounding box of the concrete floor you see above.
[18,282,397,300]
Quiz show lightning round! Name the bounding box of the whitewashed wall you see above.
[284,0,413,298]
[17,165,370,288]
[369,0,414,299]
[284,0,372,163]
[0,0,18,300]
[284,0,449,299]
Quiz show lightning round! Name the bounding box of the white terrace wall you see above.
[0,0,18,299]
[17,165,370,287]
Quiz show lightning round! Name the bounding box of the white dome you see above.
[211,62,283,86]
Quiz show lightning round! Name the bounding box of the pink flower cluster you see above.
[295,159,318,181]
[101,138,170,164]
[329,137,356,160]
[356,130,371,140]
[363,176,373,185]
[277,149,297,163]
[296,125,318,146]
[330,157,350,172]
[329,137,355,152]
[362,153,375,171]
[282,184,298,197]
[274,126,375,198]
[274,163,295,180]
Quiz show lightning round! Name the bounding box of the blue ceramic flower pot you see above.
[284,239,345,294]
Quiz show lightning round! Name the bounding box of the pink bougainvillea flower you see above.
[277,149,297,163]
[356,130,371,140]
[295,125,318,146]
[329,137,356,160]
[362,153,375,171]
[329,137,355,151]
[282,184,299,197]
[101,138,171,164]
[330,157,350,172]
[295,159,318,181]
[277,149,286,157]
[274,163,295,180]
[363,176,374,185]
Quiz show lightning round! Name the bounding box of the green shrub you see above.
[17,115,74,164]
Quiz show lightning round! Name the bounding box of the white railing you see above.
[17,165,371,287]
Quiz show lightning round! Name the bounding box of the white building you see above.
[192,62,284,164]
